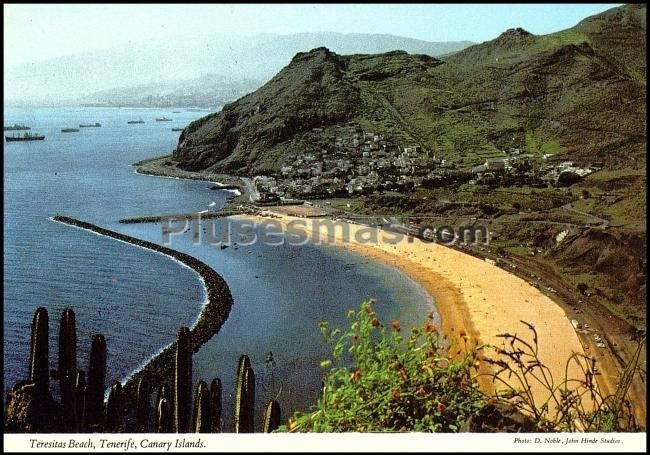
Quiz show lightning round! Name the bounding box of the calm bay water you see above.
[4,107,436,428]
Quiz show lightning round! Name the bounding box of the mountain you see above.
[4,32,473,106]
[172,4,646,175]
[79,74,264,109]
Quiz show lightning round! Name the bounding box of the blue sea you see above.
[3,107,436,429]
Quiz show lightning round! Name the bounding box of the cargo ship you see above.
[79,122,101,127]
[171,127,184,131]
[61,128,80,133]
[127,118,145,124]
[155,117,173,122]
[5,132,45,141]
[4,123,31,131]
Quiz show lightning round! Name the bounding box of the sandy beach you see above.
[235,212,590,406]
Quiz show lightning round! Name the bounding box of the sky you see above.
[4,3,621,68]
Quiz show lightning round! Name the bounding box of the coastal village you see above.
[250,122,600,201]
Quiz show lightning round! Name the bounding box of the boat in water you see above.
[5,132,45,141]
[172,111,181,113]
[61,128,80,133]
[171,127,184,131]
[155,117,173,122]
[4,123,31,131]
[127,118,145,124]
[79,122,101,127]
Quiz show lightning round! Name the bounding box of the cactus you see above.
[105,381,123,431]
[234,355,255,433]
[262,400,281,433]
[75,369,86,432]
[157,382,171,407]
[244,367,255,431]
[209,378,222,433]
[192,381,211,433]
[174,327,192,433]
[84,334,107,429]
[59,308,77,430]
[157,398,172,433]
[28,307,49,391]
[135,378,150,432]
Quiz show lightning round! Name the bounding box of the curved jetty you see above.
[51,215,234,406]
[119,209,252,224]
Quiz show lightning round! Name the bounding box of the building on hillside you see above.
[485,157,511,171]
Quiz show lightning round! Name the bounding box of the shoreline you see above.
[133,155,243,186]
[133,156,250,207]
[51,215,234,405]
[234,212,589,404]
[70,151,633,414]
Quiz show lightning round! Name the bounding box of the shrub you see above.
[280,300,485,432]
[278,301,644,433]
[577,282,589,295]
[482,321,643,432]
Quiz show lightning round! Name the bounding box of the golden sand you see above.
[235,212,589,406]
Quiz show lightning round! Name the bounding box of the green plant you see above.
[192,381,211,433]
[105,381,123,431]
[262,400,282,433]
[209,378,222,433]
[481,321,644,432]
[85,334,107,430]
[157,397,172,433]
[135,378,150,432]
[281,300,485,432]
[157,382,171,407]
[58,308,77,430]
[29,307,49,392]
[234,355,255,433]
[174,327,193,433]
[74,370,86,432]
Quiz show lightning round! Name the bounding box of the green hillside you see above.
[173,4,646,175]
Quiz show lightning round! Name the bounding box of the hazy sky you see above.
[4,3,620,68]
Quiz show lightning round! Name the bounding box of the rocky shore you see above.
[133,155,250,207]
[51,215,234,408]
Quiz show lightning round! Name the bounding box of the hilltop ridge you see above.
[173,4,646,175]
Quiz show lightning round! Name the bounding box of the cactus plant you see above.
[174,327,192,433]
[192,381,211,433]
[75,369,86,432]
[28,307,49,391]
[105,381,123,431]
[262,400,281,433]
[135,378,150,432]
[209,378,222,433]
[157,397,172,433]
[59,308,77,431]
[84,334,107,429]
[157,382,171,407]
[244,367,255,431]
[234,355,255,433]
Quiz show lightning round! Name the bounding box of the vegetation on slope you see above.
[173,4,645,174]
[280,300,643,432]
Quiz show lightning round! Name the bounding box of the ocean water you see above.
[3,107,436,428]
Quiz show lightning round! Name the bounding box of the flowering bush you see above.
[281,299,485,432]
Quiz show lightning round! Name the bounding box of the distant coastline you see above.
[51,215,234,405]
